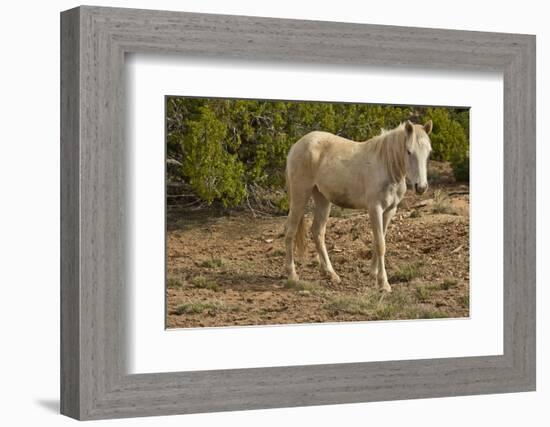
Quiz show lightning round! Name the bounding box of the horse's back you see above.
[292,130,351,149]
[288,131,354,164]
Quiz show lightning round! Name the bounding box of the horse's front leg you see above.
[369,205,392,292]
[371,206,397,281]
[383,206,397,236]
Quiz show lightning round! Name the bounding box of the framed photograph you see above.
[164,96,471,330]
[60,5,536,420]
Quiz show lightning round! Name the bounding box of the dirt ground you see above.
[166,161,469,328]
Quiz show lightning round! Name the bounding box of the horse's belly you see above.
[312,149,369,209]
[328,191,361,209]
[316,180,367,210]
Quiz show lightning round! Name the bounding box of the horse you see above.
[284,120,432,292]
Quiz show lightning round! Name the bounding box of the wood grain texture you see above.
[60,7,80,419]
[60,5,536,420]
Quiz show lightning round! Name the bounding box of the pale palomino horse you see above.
[284,120,432,292]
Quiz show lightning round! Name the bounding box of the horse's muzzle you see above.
[415,183,428,195]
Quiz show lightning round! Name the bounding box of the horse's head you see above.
[404,120,432,195]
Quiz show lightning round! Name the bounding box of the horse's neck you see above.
[360,132,407,184]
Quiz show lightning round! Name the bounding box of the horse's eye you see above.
[407,150,412,155]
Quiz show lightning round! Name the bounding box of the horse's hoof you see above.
[288,273,299,282]
[329,273,341,284]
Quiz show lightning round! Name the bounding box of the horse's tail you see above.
[294,215,307,258]
[285,162,307,258]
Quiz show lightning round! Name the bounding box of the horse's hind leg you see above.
[312,187,341,284]
[285,187,310,282]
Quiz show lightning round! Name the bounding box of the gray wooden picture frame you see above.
[60,5,536,421]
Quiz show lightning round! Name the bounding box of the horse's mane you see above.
[364,123,408,183]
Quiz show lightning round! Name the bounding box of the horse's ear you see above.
[405,120,414,135]
[424,120,433,135]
